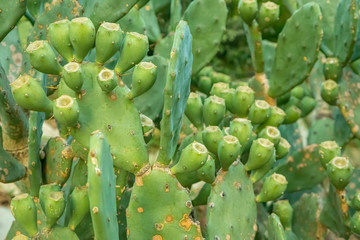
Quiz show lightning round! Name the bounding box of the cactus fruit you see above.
[238,0,258,25]
[319,141,341,168]
[245,138,274,171]
[321,80,339,105]
[256,173,288,202]
[327,157,354,190]
[218,135,241,170]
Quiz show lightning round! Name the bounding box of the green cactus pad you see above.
[183,0,228,74]
[207,162,257,240]
[87,132,119,240]
[0,0,26,42]
[127,167,202,239]
[157,21,193,165]
[268,2,322,97]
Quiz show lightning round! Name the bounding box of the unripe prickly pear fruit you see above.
[196,155,216,183]
[218,135,241,170]
[273,200,293,230]
[48,19,73,62]
[351,211,360,236]
[283,105,301,124]
[115,32,149,75]
[352,192,360,211]
[262,106,286,127]
[128,62,157,99]
[324,57,341,81]
[290,86,304,99]
[202,126,224,154]
[245,138,274,171]
[298,96,316,117]
[229,118,253,152]
[210,82,229,97]
[53,95,80,127]
[250,151,275,183]
[198,76,213,94]
[43,191,66,228]
[140,114,154,143]
[11,234,29,240]
[11,74,53,113]
[62,62,84,92]
[258,126,281,146]
[69,17,96,62]
[26,40,62,75]
[319,141,341,168]
[39,184,61,212]
[276,137,291,160]
[95,22,124,64]
[68,186,90,230]
[321,80,338,105]
[170,141,208,174]
[218,88,235,113]
[203,95,226,126]
[248,100,271,124]
[185,92,204,128]
[256,173,287,202]
[97,68,118,92]
[327,156,353,190]
[238,0,258,25]
[10,193,38,237]
[232,85,255,117]
[258,1,280,29]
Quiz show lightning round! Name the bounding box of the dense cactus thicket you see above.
[1,0,360,239]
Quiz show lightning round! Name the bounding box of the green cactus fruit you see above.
[95,22,123,64]
[69,17,96,62]
[53,95,80,127]
[273,200,293,230]
[127,167,202,239]
[321,79,338,105]
[62,62,84,93]
[238,0,258,25]
[185,92,203,129]
[248,100,271,124]
[10,193,38,237]
[326,156,354,190]
[324,57,341,81]
[192,183,212,206]
[283,105,301,124]
[43,137,73,185]
[245,138,274,171]
[232,85,255,117]
[196,155,216,184]
[128,62,157,99]
[276,137,291,159]
[39,184,61,212]
[202,126,224,155]
[319,141,341,168]
[140,114,154,143]
[218,135,241,171]
[43,191,66,228]
[96,68,118,92]
[115,32,149,75]
[258,2,280,29]
[42,226,79,240]
[262,106,286,127]
[176,170,201,188]
[256,173,288,202]
[283,96,301,110]
[229,118,253,152]
[290,86,305,100]
[48,19,74,62]
[298,96,316,117]
[268,213,286,240]
[88,132,119,239]
[207,162,257,239]
[11,234,29,240]
[203,95,226,126]
[219,88,236,113]
[351,211,360,236]
[11,75,53,113]
[352,192,360,211]
[351,59,360,75]
[210,82,229,97]
[198,76,213,94]
[268,2,322,97]
[258,126,281,146]
[68,186,90,231]
[26,40,62,75]
[250,151,275,183]
[171,141,208,174]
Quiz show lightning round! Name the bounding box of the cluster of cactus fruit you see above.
[1,0,360,239]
